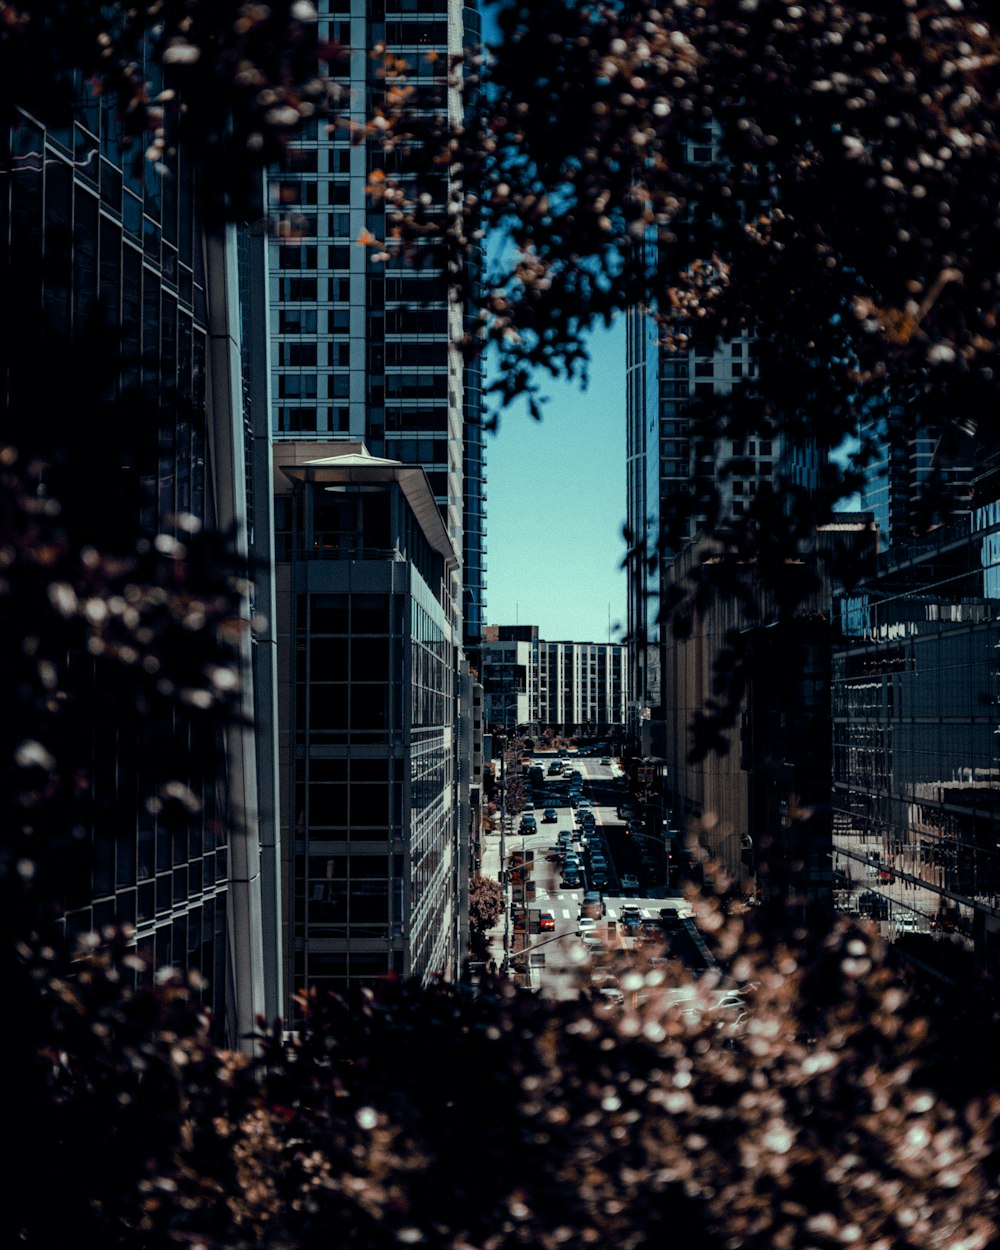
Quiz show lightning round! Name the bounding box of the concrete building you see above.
[659,522,866,902]
[481,627,627,739]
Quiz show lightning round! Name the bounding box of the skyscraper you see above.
[267,0,484,1007]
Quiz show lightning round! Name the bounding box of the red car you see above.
[539,911,555,932]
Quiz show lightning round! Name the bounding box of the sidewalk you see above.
[480,819,509,972]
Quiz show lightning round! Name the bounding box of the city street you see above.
[482,752,709,998]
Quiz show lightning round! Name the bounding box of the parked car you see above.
[600,757,612,766]
[621,873,640,892]
[596,986,624,1006]
[539,911,555,932]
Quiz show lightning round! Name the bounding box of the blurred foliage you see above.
[0,1,341,222]
[9,906,1000,1249]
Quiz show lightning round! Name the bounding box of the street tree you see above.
[468,871,504,936]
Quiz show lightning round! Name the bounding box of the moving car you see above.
[520,814,537,833]
[579,932,604,955]
[620,905,642,931]
[621,873,640,892]
[539,911,555,932]
[542,807,558,823]
[600,757,612,766]
[637,920,662,944]
[576,916,597,935]
[581,890,604,918]
[590,868,609,887]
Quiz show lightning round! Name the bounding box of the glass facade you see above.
[0,82,273,1036]
[276,452,461,1007]
[832,505,1000,974]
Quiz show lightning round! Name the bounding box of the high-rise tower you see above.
[267,1,484,1006]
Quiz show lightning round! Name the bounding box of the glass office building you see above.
[832,504,1000,975]
[274,445,462,999]
[1,81,281,1042]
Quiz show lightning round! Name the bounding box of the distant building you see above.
[481,628,627,738]
[858,401,977,551]
[274,444,464,1000]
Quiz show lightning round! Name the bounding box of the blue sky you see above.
[476,2,628,644]
[484,319,629,643]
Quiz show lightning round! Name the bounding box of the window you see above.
[280,277,318,301]
[279,308,318,334]
[280,343,317,367]
[279,244,317,270]
[279,375,318,399]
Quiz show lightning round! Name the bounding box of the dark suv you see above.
[580,890,605,919]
